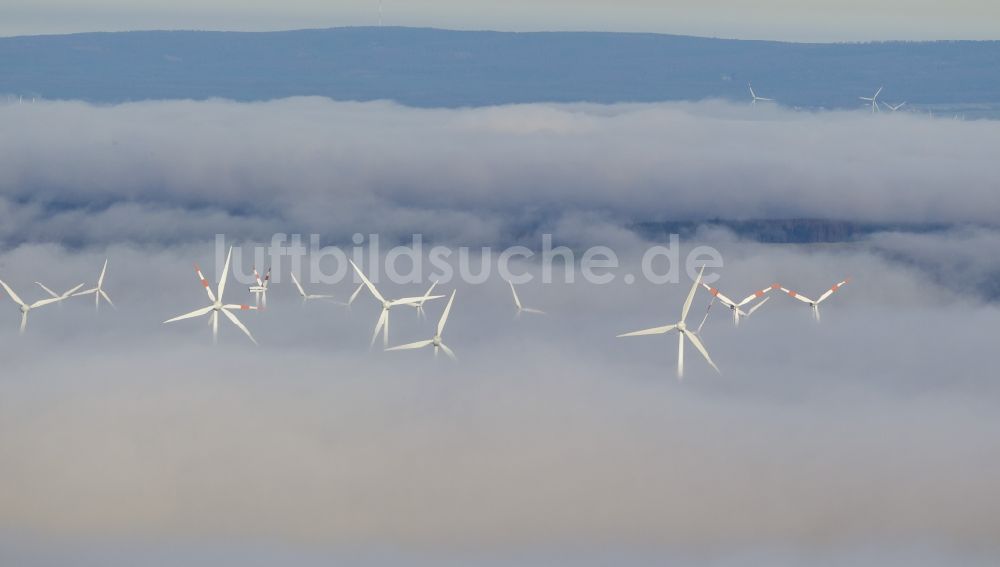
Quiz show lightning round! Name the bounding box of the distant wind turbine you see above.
[699,282,779,326]
[781,279,850,323]
[387,289,458,360]
[407,280,439,318]
[885,101,906,112]
[748,83,774,106]
[508,280,545,316]
[860,87,883,113]
[249,267,271,308]
[163,247,258,344]
[290,272,343,305]
[350,260,444,348]
[617,266,720,380]
[73,258,115,311]
[1,279,82,333]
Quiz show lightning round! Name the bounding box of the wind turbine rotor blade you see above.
[30,295,69,309]
[253,267,263,287]
[217,246,233,301]
[747,296,770,316]
[685,330,721,374]
[874,86,883,98]
[437,290,456,337]
[522,308,546,315]
[817,279,849,304]
[695,298,715,335]
[391,295,444,307]
[681,266,706,322]
[706,286,738,308]
[0,279,26,307]
[508,281,522,310]
[440,343,458,361]
[371,308,388,348]
[99,290,116,309]
[63,283,85,297]
[194,264,217,303]
[222,304,257,311]
[290,272,307,298]
[35,282,59,298]
[618,324,677,338]
[737,286,774,307]
[98,258,108,288]
[350,260,385,304]
[221,308,258,345]
[349,284,364,305]
[386,339,433,352]
[781,287,816,305]
[163,305,214,324]
[423,281,438,300]
[73,287,97,297]
[20,311,27,334]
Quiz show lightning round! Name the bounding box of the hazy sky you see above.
[3,0,999,41]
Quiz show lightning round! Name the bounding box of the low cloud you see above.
[1,99,998,248]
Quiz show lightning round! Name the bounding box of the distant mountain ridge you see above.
[1,27,999,109]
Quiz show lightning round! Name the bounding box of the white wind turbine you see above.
[289,272,343,305]
[350,260,444,348]
[1,279,83,334]
[387,289,458,360]
[618,266,720,380]
[780,278,850,322]
[699,282,779,326]
[860,87,883,113]
[407,280,439,318]
[885,101,906,112]
[248,267,271,309]
[73,258,115,310]
[508,280,545,316]
[748,83,774,106]
[163,247,258,344]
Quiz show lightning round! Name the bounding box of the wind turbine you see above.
[780,278,850,322]
[73,258,115,310]
[0,279,82,334]
[289,272,343,305]
[885,102,906,112]
[163,247,258,344]
[699,282,779,326]
[350,260,444,348]
[617,266,720,380]
[407,280,439,318]
[748,83,774,106]
[248,267,271,309]
[508,280,545,316]
[387,289,458,360]
[860,87,883,113]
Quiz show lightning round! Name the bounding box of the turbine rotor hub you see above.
[677,321,686,331]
